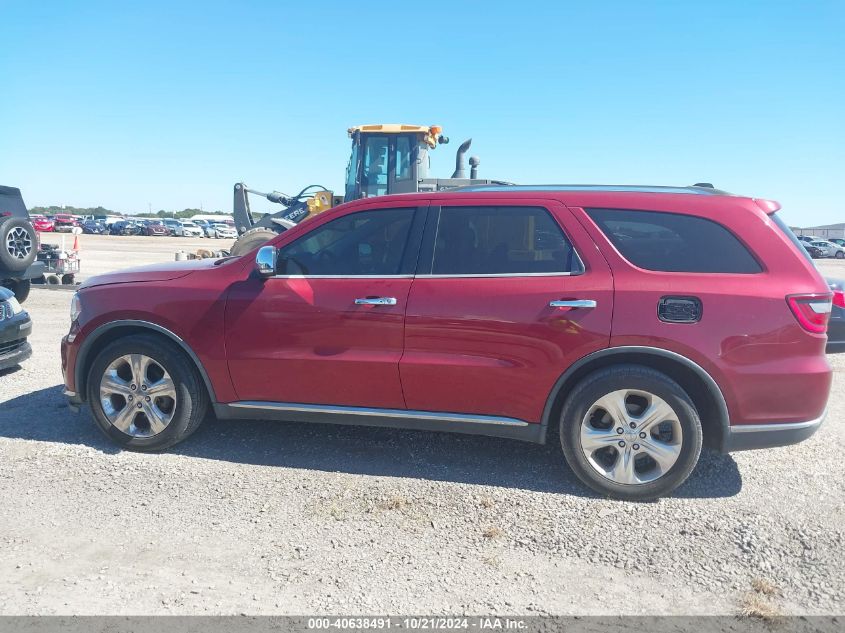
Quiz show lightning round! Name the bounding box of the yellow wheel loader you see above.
[229,124,506,255]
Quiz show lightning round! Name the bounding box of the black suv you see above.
[0,186,44,302]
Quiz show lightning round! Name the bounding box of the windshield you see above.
[361,136,389,198]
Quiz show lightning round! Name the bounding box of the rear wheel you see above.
[559,365,702,500]
[86,334,208,451]
[836,251,844,259]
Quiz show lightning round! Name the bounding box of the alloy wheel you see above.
[99,354,177,437]
[579,389,683,485]
[5,227,32,260]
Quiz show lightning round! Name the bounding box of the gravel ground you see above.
[0,256,843,616]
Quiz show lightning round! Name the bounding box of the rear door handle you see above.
[549,299,597,309]
[355,297,398,306]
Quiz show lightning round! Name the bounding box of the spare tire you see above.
[229,227,280,257]
[0,218,37,272]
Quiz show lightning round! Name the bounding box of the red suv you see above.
[61,186,833,499]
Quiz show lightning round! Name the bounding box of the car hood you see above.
[81,258,220,289]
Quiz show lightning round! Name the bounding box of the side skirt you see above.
[213,401,544,443]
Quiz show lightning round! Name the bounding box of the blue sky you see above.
[1,0,843,224]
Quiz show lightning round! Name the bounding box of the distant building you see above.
[190,214,234,223]
[792,223,845,240]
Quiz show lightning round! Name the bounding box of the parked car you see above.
[0,285,32,370]
[109,221,142,236]
[162,219,181,235]
[810,240,845,259]
[61,185,835,500]
[174,221,204,237]
[81,220,108,235]
[194,219,212,235]
[210,223,237,239]
[802,243,823,259]
[826,278,845,353]
[0,185,45,303]
[95,215,122,227]
[199,221,217,237]
[797,235,821,243]
[828,238,845,248]
[30,215,55,233]
[141,221,169,236]
[52,213,80,233]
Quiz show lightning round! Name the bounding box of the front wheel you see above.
[86,334,208,451]
[559,365,702,501]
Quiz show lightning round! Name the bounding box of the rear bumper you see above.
[2,261,46,282]
[723,410,826,452]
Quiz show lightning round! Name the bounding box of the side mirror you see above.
[255,246,277,278]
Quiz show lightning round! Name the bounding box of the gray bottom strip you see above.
[215,401,543,444]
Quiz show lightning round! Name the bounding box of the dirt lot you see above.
[0,246,843,616]
[39,233,236,282]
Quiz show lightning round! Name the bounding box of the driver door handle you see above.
[549,299,597,309]
[355,297,398,306]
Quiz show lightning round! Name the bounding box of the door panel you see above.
[400,199,613,424]
[226,277,412,407]
[224,203,425,408]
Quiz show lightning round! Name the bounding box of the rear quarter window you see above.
[586,208,762,274]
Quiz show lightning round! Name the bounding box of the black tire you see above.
[229,227,279,257]
[3,278,32,302]
[45,274,61,285]
[836,251,844,259]
[0,218,37,272]
[86,334,208,452]
[559,364,702,501]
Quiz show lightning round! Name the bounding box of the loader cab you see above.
[345,124,443,201]
[345,132,421,201]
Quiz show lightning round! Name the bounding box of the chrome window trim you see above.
[269,274,415,279]
[229,401,529,427]
[269,272,582,279]
[416,271,582,279]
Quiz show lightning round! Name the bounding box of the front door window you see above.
[278,208,414,276]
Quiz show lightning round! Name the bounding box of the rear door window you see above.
[430,206,583,275]
[586,208,762,273]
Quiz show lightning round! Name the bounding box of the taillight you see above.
[787,294,832,333]
[833,290,845,309]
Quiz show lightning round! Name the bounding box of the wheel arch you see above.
[541,346,730,451]
[76,320,217,404]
